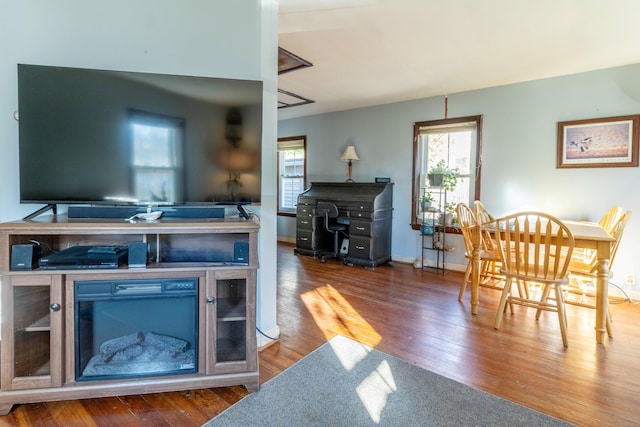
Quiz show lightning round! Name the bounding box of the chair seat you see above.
[328,224,347,232]
[503,268,572,284]
[568,260,597,275]
[465,248,501,262]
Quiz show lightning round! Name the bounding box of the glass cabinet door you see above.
[206,270,256,375]
[216,276,247,363]
[1,275,63,391]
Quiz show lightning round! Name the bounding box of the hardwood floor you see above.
[2,241,640,426]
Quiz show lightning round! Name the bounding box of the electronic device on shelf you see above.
[237,204,251,219]
[38,245,128,270]
[10,243,42,271]
[87,245,127,255]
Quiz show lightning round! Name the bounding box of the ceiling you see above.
[277,0,640,121]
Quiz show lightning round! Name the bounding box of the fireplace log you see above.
[144,332,188,354]
[100,332,189,363]
[101,332,145,362]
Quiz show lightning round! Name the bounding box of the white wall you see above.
[0,0,279,342]
[278,63,640,290]
[257,0,280,343]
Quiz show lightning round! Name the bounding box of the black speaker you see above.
[68,205,225,219]
[11,244,42,271]
[233,241,249,264]
[128,242,148,268]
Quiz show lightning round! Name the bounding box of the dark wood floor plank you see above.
[208,386,248,407]
[0,241,639,426]
[139,391,211,426]
[176,388,232,420]
[3,403,47,427]
[45,399,99,427]
[117,394,172,427]
[77,396,142,427]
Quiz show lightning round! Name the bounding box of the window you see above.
[277,136,307,215]
[411,116,482,229]
[129,110,185,204]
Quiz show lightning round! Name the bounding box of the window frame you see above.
[277,135,307,217]
[411,115,483,230]
[128,109,185,204]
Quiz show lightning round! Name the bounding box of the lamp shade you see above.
[340,145,360,162]
[219,147,258,172]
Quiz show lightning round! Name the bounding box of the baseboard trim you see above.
[257,325,281,349]
[277,236,296,244]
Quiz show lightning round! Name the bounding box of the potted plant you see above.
[441,201,458,226]
[419,192,434,211]
[427,160,460,192]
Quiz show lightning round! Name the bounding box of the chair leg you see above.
[458,263,472,301]
[495,278,513,329]
[517,279,530,299]
[535,284,553,321]
[554,284,569,347]
[320,231,340,262]
[479,260,491,284]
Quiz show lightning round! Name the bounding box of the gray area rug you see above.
[204,335,573,426]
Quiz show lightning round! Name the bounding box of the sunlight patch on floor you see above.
[301,284,381,357]
[328,335,372,370]
[356,359,396,424]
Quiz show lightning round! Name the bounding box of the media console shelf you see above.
[0,214,259,415]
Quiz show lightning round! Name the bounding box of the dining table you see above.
[469,213,616,344]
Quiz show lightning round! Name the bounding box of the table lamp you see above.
[340,145,360,183]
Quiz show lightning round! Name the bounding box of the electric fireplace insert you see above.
[74,277,198,381]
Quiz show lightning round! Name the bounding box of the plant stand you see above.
[420,187,447,272]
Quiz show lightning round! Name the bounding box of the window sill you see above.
[411,223,462,234]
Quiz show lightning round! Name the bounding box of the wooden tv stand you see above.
[0,214,259,415]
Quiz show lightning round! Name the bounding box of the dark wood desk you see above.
[294,182,393,268]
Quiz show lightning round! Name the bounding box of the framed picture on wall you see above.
[557,115,640,168]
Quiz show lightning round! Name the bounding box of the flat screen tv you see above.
[17,64,262,211]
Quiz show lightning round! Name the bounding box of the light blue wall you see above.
[278,63,640,286]
[1,0,280,342]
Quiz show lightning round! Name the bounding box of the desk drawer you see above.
[346,202,374,212]
[348,236,373,260]
[296,230,315,250]
[296,229,330,251]
[297,205,314,217]
[296,216,314,230]
[349,210,374,220]
[349,220,372,237]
